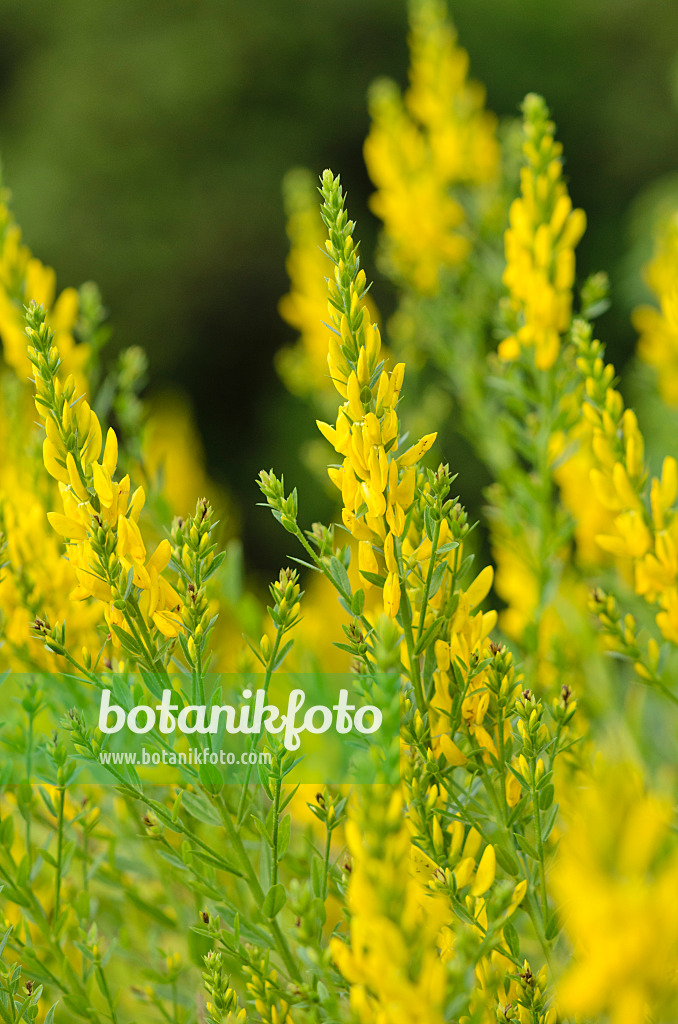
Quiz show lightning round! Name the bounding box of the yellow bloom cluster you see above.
[316,171,436,620]
[633,211,678,405]
[26,304,183,655]
[0,191,100,669]
[499,94,586,370]
[575,320,678,643]
[330,786,448,1024]
[553,761,678,1024]
[364,0,498,293]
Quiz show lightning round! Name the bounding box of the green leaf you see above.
[273,638,294,671]
[503,919,519,958]
[198,763,223,796]
[329,556,351,597]
[545,910,560,940]
[541,804,559,843]
[262,883,286,919]
[514,832,537,860]
[351,588,365,616]
[251,816,272,847]
[0,925,12,958]
[359,570,386,588]
[427,560,448,600]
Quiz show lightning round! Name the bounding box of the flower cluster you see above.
[1,5,678,1023]
[574,319,678,645]
[26,302,184,669]
[315,170,436,623]
[364,0,498,293]
[499,93,586,370]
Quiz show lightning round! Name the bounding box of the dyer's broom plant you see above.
[0,2,676,1022]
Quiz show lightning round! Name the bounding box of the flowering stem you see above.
[271,774,282,889]
[96,962,119,1024]
[236,626,282,826]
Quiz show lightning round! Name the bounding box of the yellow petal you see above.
[102,428,119,476]
[471,844,496,896]
[397,432,437,469]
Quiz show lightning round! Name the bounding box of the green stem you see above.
[395,539,425,711]
[322,825,332,902]
[416,516,441,646]
[96,964,119,1024]
[236,627,283,825]
[54,786,66,922]
[529,757,549,925]
[271,775,282,889]
[216,795,301,983]
[496,704,510,822]
[25,717,33,871]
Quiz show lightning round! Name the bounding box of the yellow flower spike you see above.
[471,844,496,896]
[383,571,401,618]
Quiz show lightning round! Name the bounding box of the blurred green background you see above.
[0,0,677,578]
